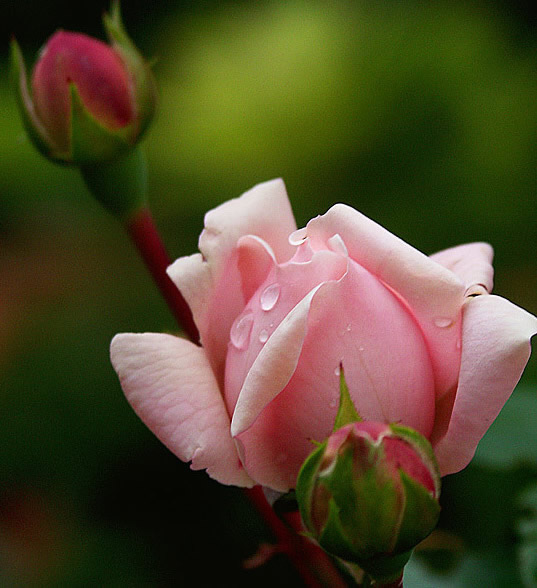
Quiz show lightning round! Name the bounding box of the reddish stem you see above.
[245,487,323,587]
[124,208,348,586]
[377,574,403,588]
[126,208,199,343]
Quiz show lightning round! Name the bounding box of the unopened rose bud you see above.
[11,1,156,166]
[296,421,441,583]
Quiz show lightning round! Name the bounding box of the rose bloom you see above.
[111,179,537,491]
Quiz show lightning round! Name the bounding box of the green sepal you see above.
[70,84,132,165]
[79,144,147,219]
[390,423,441,497]
[333,366,362,432]
[325,443,400,558]
[318,498,358,562]
[395,470,441,553]
[296,440,327,533]
[315,444,412,583]
[103,1,157,139]
[359,549,413,584]
[9,37,60,161]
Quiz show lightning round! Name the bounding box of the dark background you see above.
[2,1,537,585]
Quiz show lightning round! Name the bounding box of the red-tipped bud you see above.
[296,421,441,583]
[11,1,156,166]
[32,31,135,154]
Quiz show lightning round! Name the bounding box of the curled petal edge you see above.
[433,295,537,476]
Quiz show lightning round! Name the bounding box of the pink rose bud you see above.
[32,31,134,153]
[11,1,156,165]
[296,421,441,582]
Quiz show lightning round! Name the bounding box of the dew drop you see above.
[259,329,269,343]
[346,323,352,332]
[434,317,453,328]
[260,283,281,311]
[334,365,341,376]
[359,346,364,352]
[230,312,254,350]
[456,339,462,350]
[289,227,307,246]
[329,399,337,408]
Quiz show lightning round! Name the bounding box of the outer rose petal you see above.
[201,178,297,274]
[110,333,254,487]
[306,204,466,397]
[430,242,494,295]
[433,294,537,476]
[167,179,297,383]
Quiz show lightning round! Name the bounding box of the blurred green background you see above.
[2,1,537,585]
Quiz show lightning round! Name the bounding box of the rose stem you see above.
[125,207,199,343]
[248,486,348,587]
[124,207,347,587]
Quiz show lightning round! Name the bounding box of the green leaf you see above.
[516,483,537,586]
[473,387,537,470]
[405,547,524,587]
[333,365,361,432]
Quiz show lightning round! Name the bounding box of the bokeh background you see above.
[2,1,537,585]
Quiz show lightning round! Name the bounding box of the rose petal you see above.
[110,333,254,487]
[433,294,537,476]
[237,235,277,303]
[167,179,297,383]
[306,204,466,397]
[230,285,323,440]
[227,248,348,432]
[431,242,494,295]
[233,258,436,491]
[201,178,297,270]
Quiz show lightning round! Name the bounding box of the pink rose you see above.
[111,179,537,491]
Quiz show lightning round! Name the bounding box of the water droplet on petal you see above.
[346,323,352,332]
[260,283,281,311]
[334,365,341,376]
[456,339,462,350]
[434,317,453,328]
[358,346,364,352]
[289,227,307,246]
[259,329,269,343]
[329,398,337,408]
[230,312,254,350]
